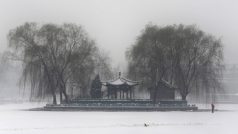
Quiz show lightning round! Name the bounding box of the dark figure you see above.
[211,103,215,113]
[144,123,149,127]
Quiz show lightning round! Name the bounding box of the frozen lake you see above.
[0,103,237,134]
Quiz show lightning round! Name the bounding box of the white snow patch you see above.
[0,103,237,134]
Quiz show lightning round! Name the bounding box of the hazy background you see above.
[0,0,238,67]
[0,0,238,102]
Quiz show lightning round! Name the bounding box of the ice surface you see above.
[0,103,237,134]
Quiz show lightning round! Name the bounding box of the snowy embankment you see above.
[0,103,237,134]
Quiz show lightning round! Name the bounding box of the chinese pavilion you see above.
[102,72,140,99]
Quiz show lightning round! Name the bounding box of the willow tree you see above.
[8,22,100,104]
[127,24,223,101]
[126,25,174,102]
[172,25,224,100]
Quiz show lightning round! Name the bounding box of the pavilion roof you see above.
[105,77,140,86]
[102,72,140,86]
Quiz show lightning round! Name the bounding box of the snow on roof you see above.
[103,77,140,86]
[101,72,140,86]
[108,78,125,85]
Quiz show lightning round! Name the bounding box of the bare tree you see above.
[172,25,223,100]
[127,24,223,101]
[8,22,106,104]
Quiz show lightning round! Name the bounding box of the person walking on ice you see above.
[211,103,215,113]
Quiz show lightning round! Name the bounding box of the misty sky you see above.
[0,0,238,69]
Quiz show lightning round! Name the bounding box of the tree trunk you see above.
[61,83,68,103]
[60,91,63,104]
[53,93,57,105]
[181,88,188,101]
[153,87,157,105]
[181,94,187,101]
[63,90,68,103]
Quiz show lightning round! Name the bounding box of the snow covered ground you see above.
[0,103,237,134]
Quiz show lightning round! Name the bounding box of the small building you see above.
[102,72,140,99]
[150,80,176,102]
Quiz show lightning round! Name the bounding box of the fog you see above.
[0,0,238,102]
[1,0,238,66]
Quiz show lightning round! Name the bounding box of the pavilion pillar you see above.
[133,88,135,99]
[123,90,124,99]
[130,89,132,99]
[112,90,114,99]
[120,90,121,99]
[125,90,126,99]
[109,90,111,99]
[126,90,128,99]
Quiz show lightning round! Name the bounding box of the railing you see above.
[60,99,193,108]
[69,99,153,104]
[45,99,198,111]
